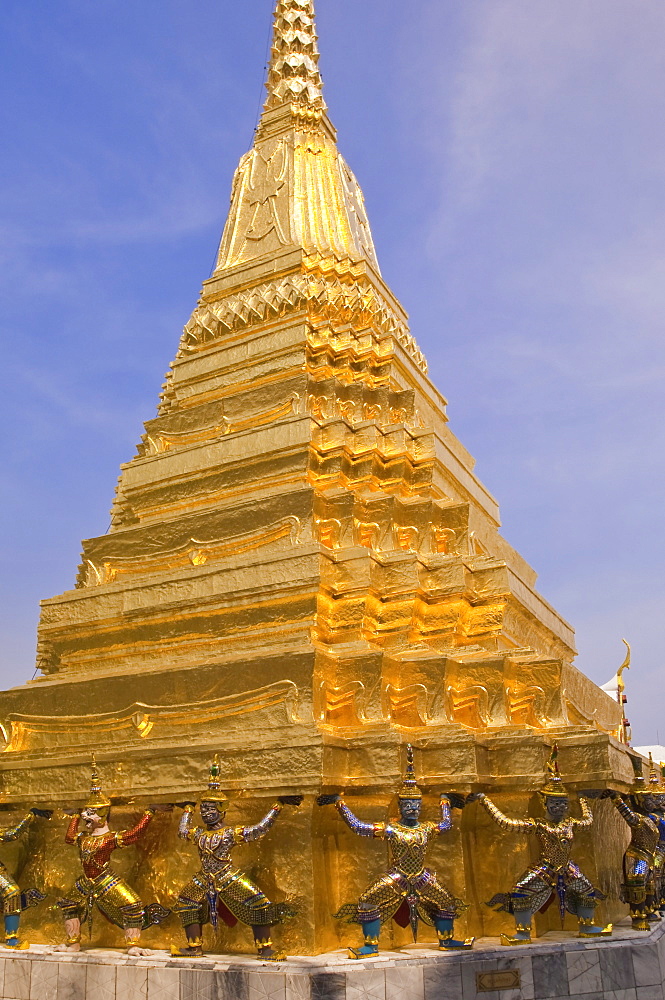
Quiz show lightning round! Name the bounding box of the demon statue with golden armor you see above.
[0,806,51,950]
[468,745,612,945]
[655,762,665,916]
[317,744,473,959]
[55,757,170,954]
[607,756,661,930]
[171,756,302,962]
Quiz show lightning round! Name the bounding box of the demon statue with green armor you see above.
[55,757,170,954]
[608,755,661,930]
[468,744,611,945]
[171,756,302,962]
[0,806,51,950]
[317,744,473,959]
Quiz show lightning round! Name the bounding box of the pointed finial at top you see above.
[264,0,326,113]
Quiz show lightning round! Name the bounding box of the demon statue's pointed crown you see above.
[397,744,423,802]
[84,753,112,815]
[202,754,230,809]
[539,744,569,800]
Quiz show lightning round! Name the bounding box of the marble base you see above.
[2,919,665,999]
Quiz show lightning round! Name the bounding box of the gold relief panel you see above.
[363,402,383,421]
[393,524,419,552]
[389,406,408,424]
[316,680,370,729]
[0,681,301,755]
[432,525,459,555]
[382,683,433,729]
[503,656,567,729]
[142,392,302,455]
[316,517,342,548]
[308,393,330,421]
[444,655,508,729]
[77,516,303,588]
[561,662,623,735]
[445,683,491,729]
[337,399,358,423]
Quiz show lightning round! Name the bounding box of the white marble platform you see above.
[2,919,665,999]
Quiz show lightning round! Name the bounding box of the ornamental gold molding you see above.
[0,680,300,754]
[77,515,302,588]
[142,393,302,456]
[179,268,426,375]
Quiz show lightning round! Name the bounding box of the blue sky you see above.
[1,1,664,742]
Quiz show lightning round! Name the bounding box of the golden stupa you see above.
[0,0,636,952]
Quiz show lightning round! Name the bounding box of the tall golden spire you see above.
[264,0,325,113]
[212,0,384,277]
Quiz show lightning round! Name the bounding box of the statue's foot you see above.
[348,944,379,959]
[439,936,474,950]
[632,918,650,932]
[127,946,151,957]
[500,933,532,946]
[3,940,29,951]
[257,947,287,962]
[578,923,612,938]
[53,943,81,953]
[170,944,204,958]
[648,912,661,922]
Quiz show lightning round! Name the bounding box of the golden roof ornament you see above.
[85,753,111,814]
[203,754,229,808]
[601,639,631,745]
[539,744,568,800]
[397,744,423,801]
[264,0,325,113]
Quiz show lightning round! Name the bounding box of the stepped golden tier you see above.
[0,0,636,953]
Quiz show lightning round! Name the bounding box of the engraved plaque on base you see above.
[477,969,521,992]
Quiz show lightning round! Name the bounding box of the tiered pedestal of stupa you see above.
[1,920,665,1000]
[0,0,641,976]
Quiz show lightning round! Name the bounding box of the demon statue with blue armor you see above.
[468,744,611,945]
[171,756,302,961]
[55,757,170,954]
[0,805,51,950]
[317,744,473,959]
[608,755,661,930]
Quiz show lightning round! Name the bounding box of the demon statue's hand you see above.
[31,808,53,819]
[278,795,304,807]
[444,793,467,811]
[317,794,341,806]
[175,802,197,810]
